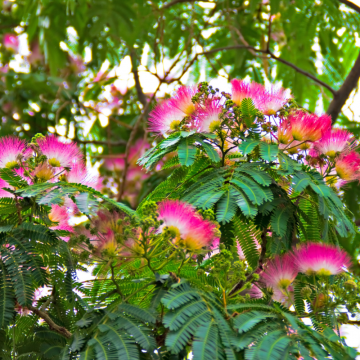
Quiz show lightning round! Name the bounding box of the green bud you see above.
[300,286,312,298]
[344,280,357,291]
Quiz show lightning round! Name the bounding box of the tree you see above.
[0,80,359,359]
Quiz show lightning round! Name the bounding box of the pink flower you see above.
[148,99,185,136]
[313,129,354,158]
[0,136,28,169]
[0,178,13,198]
[289,111,331,142]
[293,242,351,276]
[32,163,54,182]
[276,119,293,145]
[49,204,73,234]
[197,100,223,133]
[37,136,83,168]
[103,157,125,172]
[170,86,197,116]
[158,200,218,251]
[28,41,43,65]
[3,34,19,52]
[231,79,290,115]
[335,151,360,183]
[261,254,298,292]
[66,163,100,189]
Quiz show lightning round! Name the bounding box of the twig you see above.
[27,305,72,338]
[110,264,124,299]
[161,0,211,9]
[77,139,127,146]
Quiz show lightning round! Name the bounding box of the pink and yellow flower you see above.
[0,136,28,169]
[49,204,73,234]
[0,178,13,198]
[289,111,331,142]
[149,100,186,136]
[3,33,19,52]
[66,162,101,189]
[335,151,360,183]
[158,200,218,251]
[293,242,351,276]
[170,86,197,116]
[231,79,290,115]
[197,100,223,133]
[313,129,354,158]
[37,136,83,168]
[261,254,298,292]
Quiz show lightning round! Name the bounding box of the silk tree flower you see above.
[37,136,83,168]
[335,151,360,182]
[261,254,298,292]
[293,242,351,276]
[157,200,218,251]
[0,136,28,169]
[170,86,197,116]
[231,79,290,115]
[289,111,331,142]
[313,129,354,158]
[149,99,186,136]
[49,204,73,234]
[103,157,125,172]
[276,119,293,145]
[3,33,19,52]
[197,99,223,133]
[66,163,101,190]
[0,178,13,198]
[94,209,123,235]
[32,163,54,182]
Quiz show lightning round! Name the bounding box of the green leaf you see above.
[195,190,225,210]
[233,216,260,268]
[0,261,15,328]
[241,98,257,127]
[309,182,331,198]
[233,311,277,333]
[0,168,28,188]
[237,168,272,187]
[216,188,238,223]
[178,138,197,166]
[193,321,224,360]
[231,177,273,205]
[292,172,311,192]
[197,138,220,163]
[271,206,291,237]
[159,132,182,149]
[259,142,278,162]
[231,187,258,218]
[238,139,260,155]
[75,192,90,214]
[278,152,301,173]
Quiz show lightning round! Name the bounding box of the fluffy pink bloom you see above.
[170,86,197,116]
[293,242,351,276]
[149,100,185,136]
[66,163,100,189]
[197,100,223,132]
[335,151,360,182]
[261,254,298,291]
[103,157,125,172]
[49,205,73,234]
[313,129,354,158]
[289,111,331,142]
[3,34,19,52]
[37,136,83,168]
[0,136,28,169]
[231,79,290,115]
[0,178,13,198]
[158,200,218,251]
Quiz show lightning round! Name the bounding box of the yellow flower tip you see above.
[316,268,332,276]
[278,278,292,290]
[48,157,61,167]
[208,120,221,133]
[169,120,181,131]
[5,160,18,169]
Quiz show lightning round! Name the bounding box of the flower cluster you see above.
[255,242,351,305]
[0,135,101,236]
[149,80,359,185]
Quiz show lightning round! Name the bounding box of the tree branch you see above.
[201,46,336,94]
[338,0,360,13]
[326,49,360,123]
[161,0,211,9]
[77,139,127,146]
[27,305,72,338]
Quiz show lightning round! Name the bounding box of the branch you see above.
[161,0,211,9]
[200,46,336,94]
[130,51,148,109]
[338,0,360,13]
[326,49,360,123]
[27,305,72,338]
[77,139,127,146]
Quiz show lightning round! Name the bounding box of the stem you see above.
[110,264,124,299]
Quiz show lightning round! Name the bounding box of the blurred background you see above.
[1,0,360,350]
